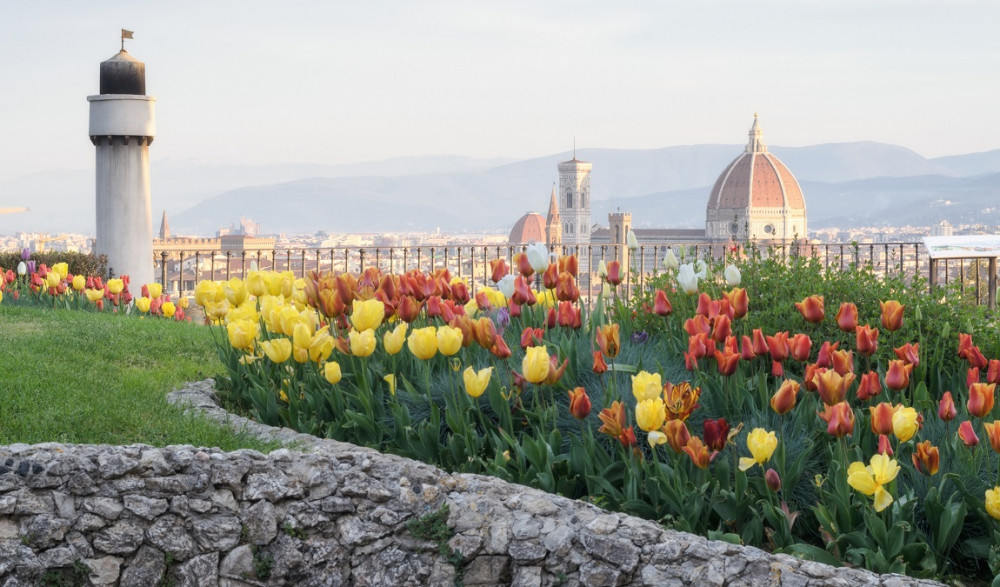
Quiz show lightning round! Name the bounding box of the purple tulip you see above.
[26,260,36,274]
[20,248,30,260]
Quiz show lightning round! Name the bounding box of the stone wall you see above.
[0,381,943,586]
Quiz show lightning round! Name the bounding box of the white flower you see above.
[724,264,742,287]
[525,243,549,273]
[497,274,516,299]
[626,230,638,251]
[17,261,26,276]
[663,249,679,271]
[677,263,699,295]
[597,260,608,278]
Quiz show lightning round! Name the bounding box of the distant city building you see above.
[545,185,562,246]
[931,220,954,237]
[508,212,546,244]
[705,115,807,242]
[559,155,592,253]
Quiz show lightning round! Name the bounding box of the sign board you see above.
[923,235,1000,260]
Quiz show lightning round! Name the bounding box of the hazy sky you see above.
[1,1,998,181]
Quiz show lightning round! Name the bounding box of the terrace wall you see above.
[0,380,942,586]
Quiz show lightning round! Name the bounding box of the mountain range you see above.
[2,142,999,236]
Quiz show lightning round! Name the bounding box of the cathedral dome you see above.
[705,115,807,241]
[509,212,546,244]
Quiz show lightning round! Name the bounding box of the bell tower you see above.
[557,154,592,256]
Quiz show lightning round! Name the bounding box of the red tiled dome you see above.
[509,212,546,244]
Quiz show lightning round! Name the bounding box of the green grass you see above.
[0,304,276,451]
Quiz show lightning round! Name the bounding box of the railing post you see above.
[225,251,232,281]
[990,258,997,311]
[159,251,168,291]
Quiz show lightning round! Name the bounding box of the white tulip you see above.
[724,264,742,287]
[525,243,550,273]
[497,274,516,300]
[597,260,608,278]
[626,230,638,251]
[677,263,699,295]
[17,261,26,276]
[694,260,708,279]
[663,249,679,271]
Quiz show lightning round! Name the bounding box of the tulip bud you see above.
[626,229,638,251]
[880,300,905,332]
[526,242,550,274]
[597,260,608,278]
[765,468,782,492]
[877,434,894,456]
[836,302,858,332]
[592,350,608,374]
[770,380,800,415]
[968,382,997,418]
[984,421,1000,453]
[676,263,699,295]
[724,264,741,287]
[496,275,516,300]
[958,420,979,447]
[911,440,940,476]
[16,261,26,276]
[568,387,592,420]
[938,392,957,422]
[663,249,679,270]
[819,401,855,437]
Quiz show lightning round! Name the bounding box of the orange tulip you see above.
[544,355,569,385]
[653,289,672,316]
[725,287,749,319]
[490,336,512,359]
[877,434,894,456]
[803,364,821,392]
[740,335,756,361]
[795,295,825,323]
[958,420,979,447]
[542,263,559,290]
[968,382,996,418]
[884,360,914,391]
[911,441,939,476]
[856,325,879,357]
[766,331,790,362]
[511,275,536,306]
[606,260,623,286]
[770,379,800,415]
[816,341,838,368]
[557,254,578,277]
[819,401,855,437]
[596,323,621,359]
[870,402,895,435]
[968,367,981,389]
[598,401,626,439]
[663,381,701,421]
[829,350,853,376]
[856,371,882,401]
[513,252,534,277]
[681,436,717,469]
[397,296,422,323]
[592,350,608,374]
[557,301,581,329]
[714,348,740,376]
[789,333,812,362]
[989,360,1000,385]
[688,332,713,360]
[815,369,855,406]
[836,302,859,332]
[568,387,592,420]
[771,360,784,378]
[984,421,1000,453]
[752,329,769,356]
[618,426,637,448]
[683,314,712,336]
[695,293,715,319]
[555,272,579,302]
[967,346,989,370]
[711,314,732,344]
[938,391,957,422]
[520,327,544,349]
[880,300,904,332]
[662,420,691,453]
[471,317,497,349]
[958,333,974,360]
[894,342,920,367]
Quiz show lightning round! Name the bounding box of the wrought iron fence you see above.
[152,241,999,308]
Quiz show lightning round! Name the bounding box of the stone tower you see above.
[158,210,170,240]
[608,210,632,270]
[558,155,592,262]
[88,48,156,286]
[545,184,562,247]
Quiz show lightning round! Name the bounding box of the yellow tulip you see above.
[135,297,152,313]
[986,487,1000,521]
[349,329,376,358]
[72,275,86,291]
[847,454,900,512]
[292,323,313,363]
[85,288,104,302]
[522,346,550,384]
[276,306,305,336]
[147,282,163,300]
[227,319,259,351]
[107,278,124,295]
[224,278,247,307]
[351,298,385,332]
[291,278,307,309]
[407,326,438,360]
[383,323,408,355]
[0,290,3,304]
[463,366,493,398]
[46,272,60,288]
[268,271,292,297]
[324,361,342,384]
[892,405,919,442]
[437,325,463,356]
[384,374,397,396]
[206,299,231,322]
[260,339,292,363]
[309,330,335,363]
[194,280,224,307]
[161,302,176,318]
[51,262,69,280]
[225,303,258,325]
[635,398,667,432]
[738,428,778,471]
[631,371,662,403]
[246,271,268,297]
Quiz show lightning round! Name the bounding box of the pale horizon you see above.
[1,1,999,183]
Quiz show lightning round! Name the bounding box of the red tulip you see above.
[795,295,825,323]
[877,434,894,456]
[490,336,512,359]
[856,325,879,356]
[880,300,904,332]
[766,331,790,362]
[771,360,784,378]
[592,350,608,374]
[803,364,821,392]
[869,402,895,435]
[683,315,712,337]
[696,293,715,318]
[938,391,957,422]
[725,287,748,319]
[514,252,534,277]
[836,302,859,332]
[542,263,559,290]
[831,349,854,375]
[703,418,730,451]
[984,421,1000,453]
[819,401,855,437]
[740,336,756,361]
[816,341,838,368]
[765,468,782,492]
[557,301,581,329]
[752,329,769,356]
[894,342,920,367]
[714,348,740,377]
[653,289,672,316]
[967,346,989,370]
[856,371,882,401]
[688,333,713,360]
[884,360,914,391]
[958,333,974,360]
[520,327,544,349]
[555,272,579,302]
[568,387,592,420]
[619,426,637,448]
[511,276,536,306]
[989,360,1000,385]
[789,333,812,362]
[546,307,557,329]
[958,420,979,447]
[968,367,981,389]
[770,380,800,415]
[711,314,732,344]
[606,260,622,286]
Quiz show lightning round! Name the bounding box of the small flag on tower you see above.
[122,29,134,40]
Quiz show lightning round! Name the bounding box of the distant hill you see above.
[3,143,1000,235]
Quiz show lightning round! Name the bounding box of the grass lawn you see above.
[0,304,276,451]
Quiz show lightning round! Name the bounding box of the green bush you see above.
[0,250,108,278]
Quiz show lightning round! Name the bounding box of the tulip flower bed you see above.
[193,248,998,581]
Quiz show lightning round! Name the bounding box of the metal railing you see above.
[152,241,998,308]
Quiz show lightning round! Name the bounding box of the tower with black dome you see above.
[87,40,156,285]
